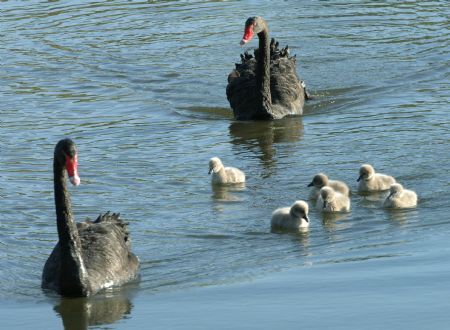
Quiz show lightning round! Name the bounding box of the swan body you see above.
[227,16,307,120]
[316,186,350,213]
[308,173,350,200]
[271,200,310,230]
[357,164,396,192]
[209,157,245,185]
[383,183,418,208]
[42,139,139,297]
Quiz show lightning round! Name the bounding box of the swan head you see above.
[388,183,404,197]
[240,16,267,45]
[208,157,223,174]
[290,200,309,222]
[55,138,80,186]
[357,164,375,182]
[308,173,329,188]
[320,187,335,209]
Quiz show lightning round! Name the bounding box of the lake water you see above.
[1,0,449,329]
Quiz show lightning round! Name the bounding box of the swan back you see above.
[383,183,418,208]
[78,213,139,291]
[269,55,305,118]
[43,212,140,295]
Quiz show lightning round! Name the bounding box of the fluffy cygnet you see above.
[307,173,350,200]
[316,186,350,212]
[271,200,310,230]
[357,164,396,192]
[383,183,418,208]
[209,157,245,185]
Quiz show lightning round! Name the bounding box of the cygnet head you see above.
[308,173,329,188]
[209,157,223,174]
[357,164,375,182]
[320,186,335,208]
[388,183,404,196]
[289,200,309,222]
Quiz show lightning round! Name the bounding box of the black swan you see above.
[42,139,140,297]
[227,16,308,120]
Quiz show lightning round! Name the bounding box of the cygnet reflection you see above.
[211,183,246,202]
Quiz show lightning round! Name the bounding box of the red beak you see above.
[240,25,254,45]
[65,153,80,186]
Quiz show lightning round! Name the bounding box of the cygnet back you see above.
[383,183,417,208]
[357,164,396,192]
[317,186,350,212]
[308,173,350,200]
[209,157,245,185]
[271,200,310,230]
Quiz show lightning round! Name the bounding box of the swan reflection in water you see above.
[53,291,134,330]
[229,117,304,177]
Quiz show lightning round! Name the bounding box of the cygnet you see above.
[383,183,418,208]
[209,157,245,185]
[316,186,351,212]
[307,173,350,200]
[357,164,396,192]
[271,200,310,230]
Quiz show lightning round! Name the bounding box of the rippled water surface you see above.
[1,0,449,329]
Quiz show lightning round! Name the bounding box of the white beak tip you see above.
[69,175,81,186]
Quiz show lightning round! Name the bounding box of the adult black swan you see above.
[42,139,140,297]
[227,16,308,120]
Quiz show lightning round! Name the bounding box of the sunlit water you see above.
[1,0,449,328]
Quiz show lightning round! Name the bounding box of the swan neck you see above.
[54,159,90,296]
[54,161,79,246]
[256,27,272,117]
